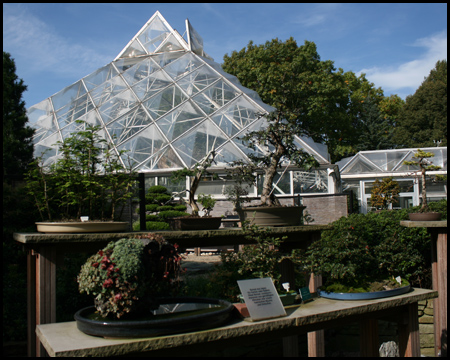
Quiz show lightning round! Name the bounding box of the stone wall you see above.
[418,299,435,356]
[301,194,349,225]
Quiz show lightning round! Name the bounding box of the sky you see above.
[3,3,447,109]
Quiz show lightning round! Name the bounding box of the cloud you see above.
[292,3,341,27]
[3,4,111,79]
[358,31,447,97]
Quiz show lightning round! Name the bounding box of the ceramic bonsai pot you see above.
[408,212,442,221]
[318,283,411,301]
[241,206,305,227]
[74,297,234,338]
[167,216,222,230]
[36,221,129,233]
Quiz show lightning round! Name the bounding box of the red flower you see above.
[102,278,113,288]
[92,262,99,268]
[98,250,104,256]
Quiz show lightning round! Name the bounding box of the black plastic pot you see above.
[75,297,234,338]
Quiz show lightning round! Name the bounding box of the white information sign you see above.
[237,278,287,321]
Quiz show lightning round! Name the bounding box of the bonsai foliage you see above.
[170,150,217,215]
[304,202,447,290]
[26,120,136,221]
[134,185,188,230]
[211,223,305,299]
[370,177,400,210]
[403,149,442,212]
[77,234,183,318]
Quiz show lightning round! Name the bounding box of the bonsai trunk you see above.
[188,171,202,215]
[260,145,283,207]
[420,167,428,212]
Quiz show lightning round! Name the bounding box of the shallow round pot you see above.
[36,221,129,233]
[242,206,305,227]
[318,283,411,301]
[74,297,234,338]
[168,216,222,230]
[408,212,442,221]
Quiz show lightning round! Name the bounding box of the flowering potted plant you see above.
[25,120,136,233]
[403,149,442,221]
[75,234,234,338]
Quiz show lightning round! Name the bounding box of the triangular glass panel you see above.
[131,69,173,101]
[137,16,171,54]
[192,79,240,115]
[163,52,204,80]
[211,96,262,135]
[114,56,150,73]
[139,145,185,171]
[106,105,153,145]
[117,123,168,169]
[177,65,222,96]
[394,151,420,172]
[27,99,53,128]
[120,39,148,58]
[294,136,329,165]
[121,57,160,87]
[186,19,204,57]
[155,33,186,53]
[156,100,205,142]
[89,76,128,107]
[142,85,188,121]
[213,141,247,167]
[34,132,62,164]
[152,52,186,68]
[97,89,138,124]
[343,155,382,174]
[55,94,94,130]
[83,64,118,91]
[172,119,228,168]
[51,81,87,111]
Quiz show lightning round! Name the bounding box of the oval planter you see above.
[36,221,129,233]
[408,212,442,221]
[75,297,234,338]
[318,283,411,301]
[167,216,222,230]
[241,206,305,227]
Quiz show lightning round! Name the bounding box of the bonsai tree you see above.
[228,110,319,206]
[403,149,442,212]
[370,177,400,210]
[26,120,136,221]
[77,234,183,319]
[170,150,217,216]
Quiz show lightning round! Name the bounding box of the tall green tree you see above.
[3,52,35,180]
[222,38,352,163]
[393,60,447,148]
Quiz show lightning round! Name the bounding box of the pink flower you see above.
[114,293,122,302]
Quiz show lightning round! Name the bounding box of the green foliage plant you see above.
[135,185,188,230]
[305,200,446,291]
[403,149,442,212]
[77,234,183,319]
[197,193,216,216]
[204,222,305,301]
[370,177,400,210]
[26,120,136,221]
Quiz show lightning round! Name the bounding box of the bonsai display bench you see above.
[36,288,437,357]
[14,226,328,356]
[400,220,447,357]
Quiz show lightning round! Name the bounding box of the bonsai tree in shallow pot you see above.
[403,149,443,221]
[227,110,319,226]
[25,120,136,232]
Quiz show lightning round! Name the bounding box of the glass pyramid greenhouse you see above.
[27,11,330,174]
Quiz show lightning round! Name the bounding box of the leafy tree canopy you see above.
[393,59,447,148]
[3,52,35,180]
[222,38,386,162]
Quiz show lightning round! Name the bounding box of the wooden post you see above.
[360,318,379,356]
[307,273,325,357]
[398,302,420,357]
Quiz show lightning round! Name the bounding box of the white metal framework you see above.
[26,11,330,176]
